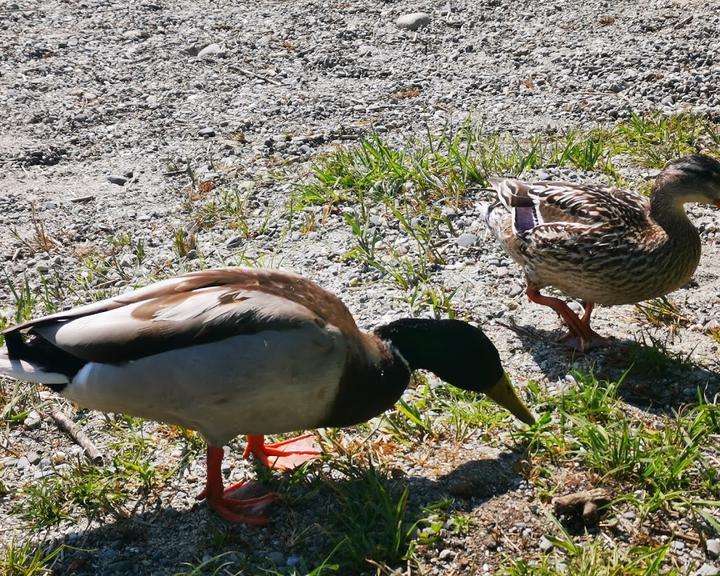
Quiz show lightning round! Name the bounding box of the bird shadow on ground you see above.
[48,449,524,575]
[502,321,720,412]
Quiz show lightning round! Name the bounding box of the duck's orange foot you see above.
[199,446,276,525]
[558,330,611,352]
[198,480,276,525]
[244,434,321,471]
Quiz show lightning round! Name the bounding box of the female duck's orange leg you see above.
[197,446,275,524]
[576,302,611,350]
[243,434,321,471]
[526,288,586,338]
[526,289,608,351]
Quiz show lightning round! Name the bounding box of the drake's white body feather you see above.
[65,324,347,446]
[1,320,349,447]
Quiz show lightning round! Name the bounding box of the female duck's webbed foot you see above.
[573,302,611,350]
[243,434,321,471]
[526,289,609,352]
[197,446,275,525]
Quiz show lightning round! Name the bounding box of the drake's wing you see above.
[5,268,359,364]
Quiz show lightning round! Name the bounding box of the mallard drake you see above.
[484,154,720,351]
[0,267,534,524]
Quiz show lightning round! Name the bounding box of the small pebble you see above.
[197,43,224,58]
[538,536,554,552]
[226,235,244,249]
[267,551,284,565]
[26,451,41,465]
[24,411,42,429]
[199,127,216,138]
[707,539,720,559]
[396,12,431,31]
[106,175,128,186]
[438,549,454,561]
[696,564,720,576]
[286,555,302,568]
[457,233,478,247]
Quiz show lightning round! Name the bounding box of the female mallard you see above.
[484,154,720,351]
[0,267,534,524]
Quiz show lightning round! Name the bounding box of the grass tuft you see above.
[0,539,65,576]
[520,372,720,544]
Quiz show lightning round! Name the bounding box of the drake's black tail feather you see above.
[1,332,86,390]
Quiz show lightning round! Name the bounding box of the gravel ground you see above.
[1,0,719,574]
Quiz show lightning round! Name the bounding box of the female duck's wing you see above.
[490,178,651,233]
[5,268,362,365]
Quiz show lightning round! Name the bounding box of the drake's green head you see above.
[374,318,535,425]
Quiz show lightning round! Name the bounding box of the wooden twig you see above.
[227,65,284,86]
[650,525,702,544]
[496,319,558,345]
[51,410,104,465]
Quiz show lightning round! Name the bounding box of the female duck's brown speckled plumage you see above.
[484,154,720,351]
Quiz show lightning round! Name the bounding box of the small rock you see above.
[267,551,284,565]
[286,555,302,568]
[568,301,584,315]
[539,536,554,552]
[106,175,128,186]
[707,539,720,559]
[226,235,244,249]
[456,233,478,247]
[661,95,674,106]
[696,564,720,576]
[26,451,41,465]
[396,12,431,31]
[119,254,136,267]
[24,410,42,429]
[197,43,224,58]
[438,549,454,561]
[51,451,66,465]
[199,127,216,138]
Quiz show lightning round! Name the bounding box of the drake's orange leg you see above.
[197,446,275,525]
[243,434,321,471]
